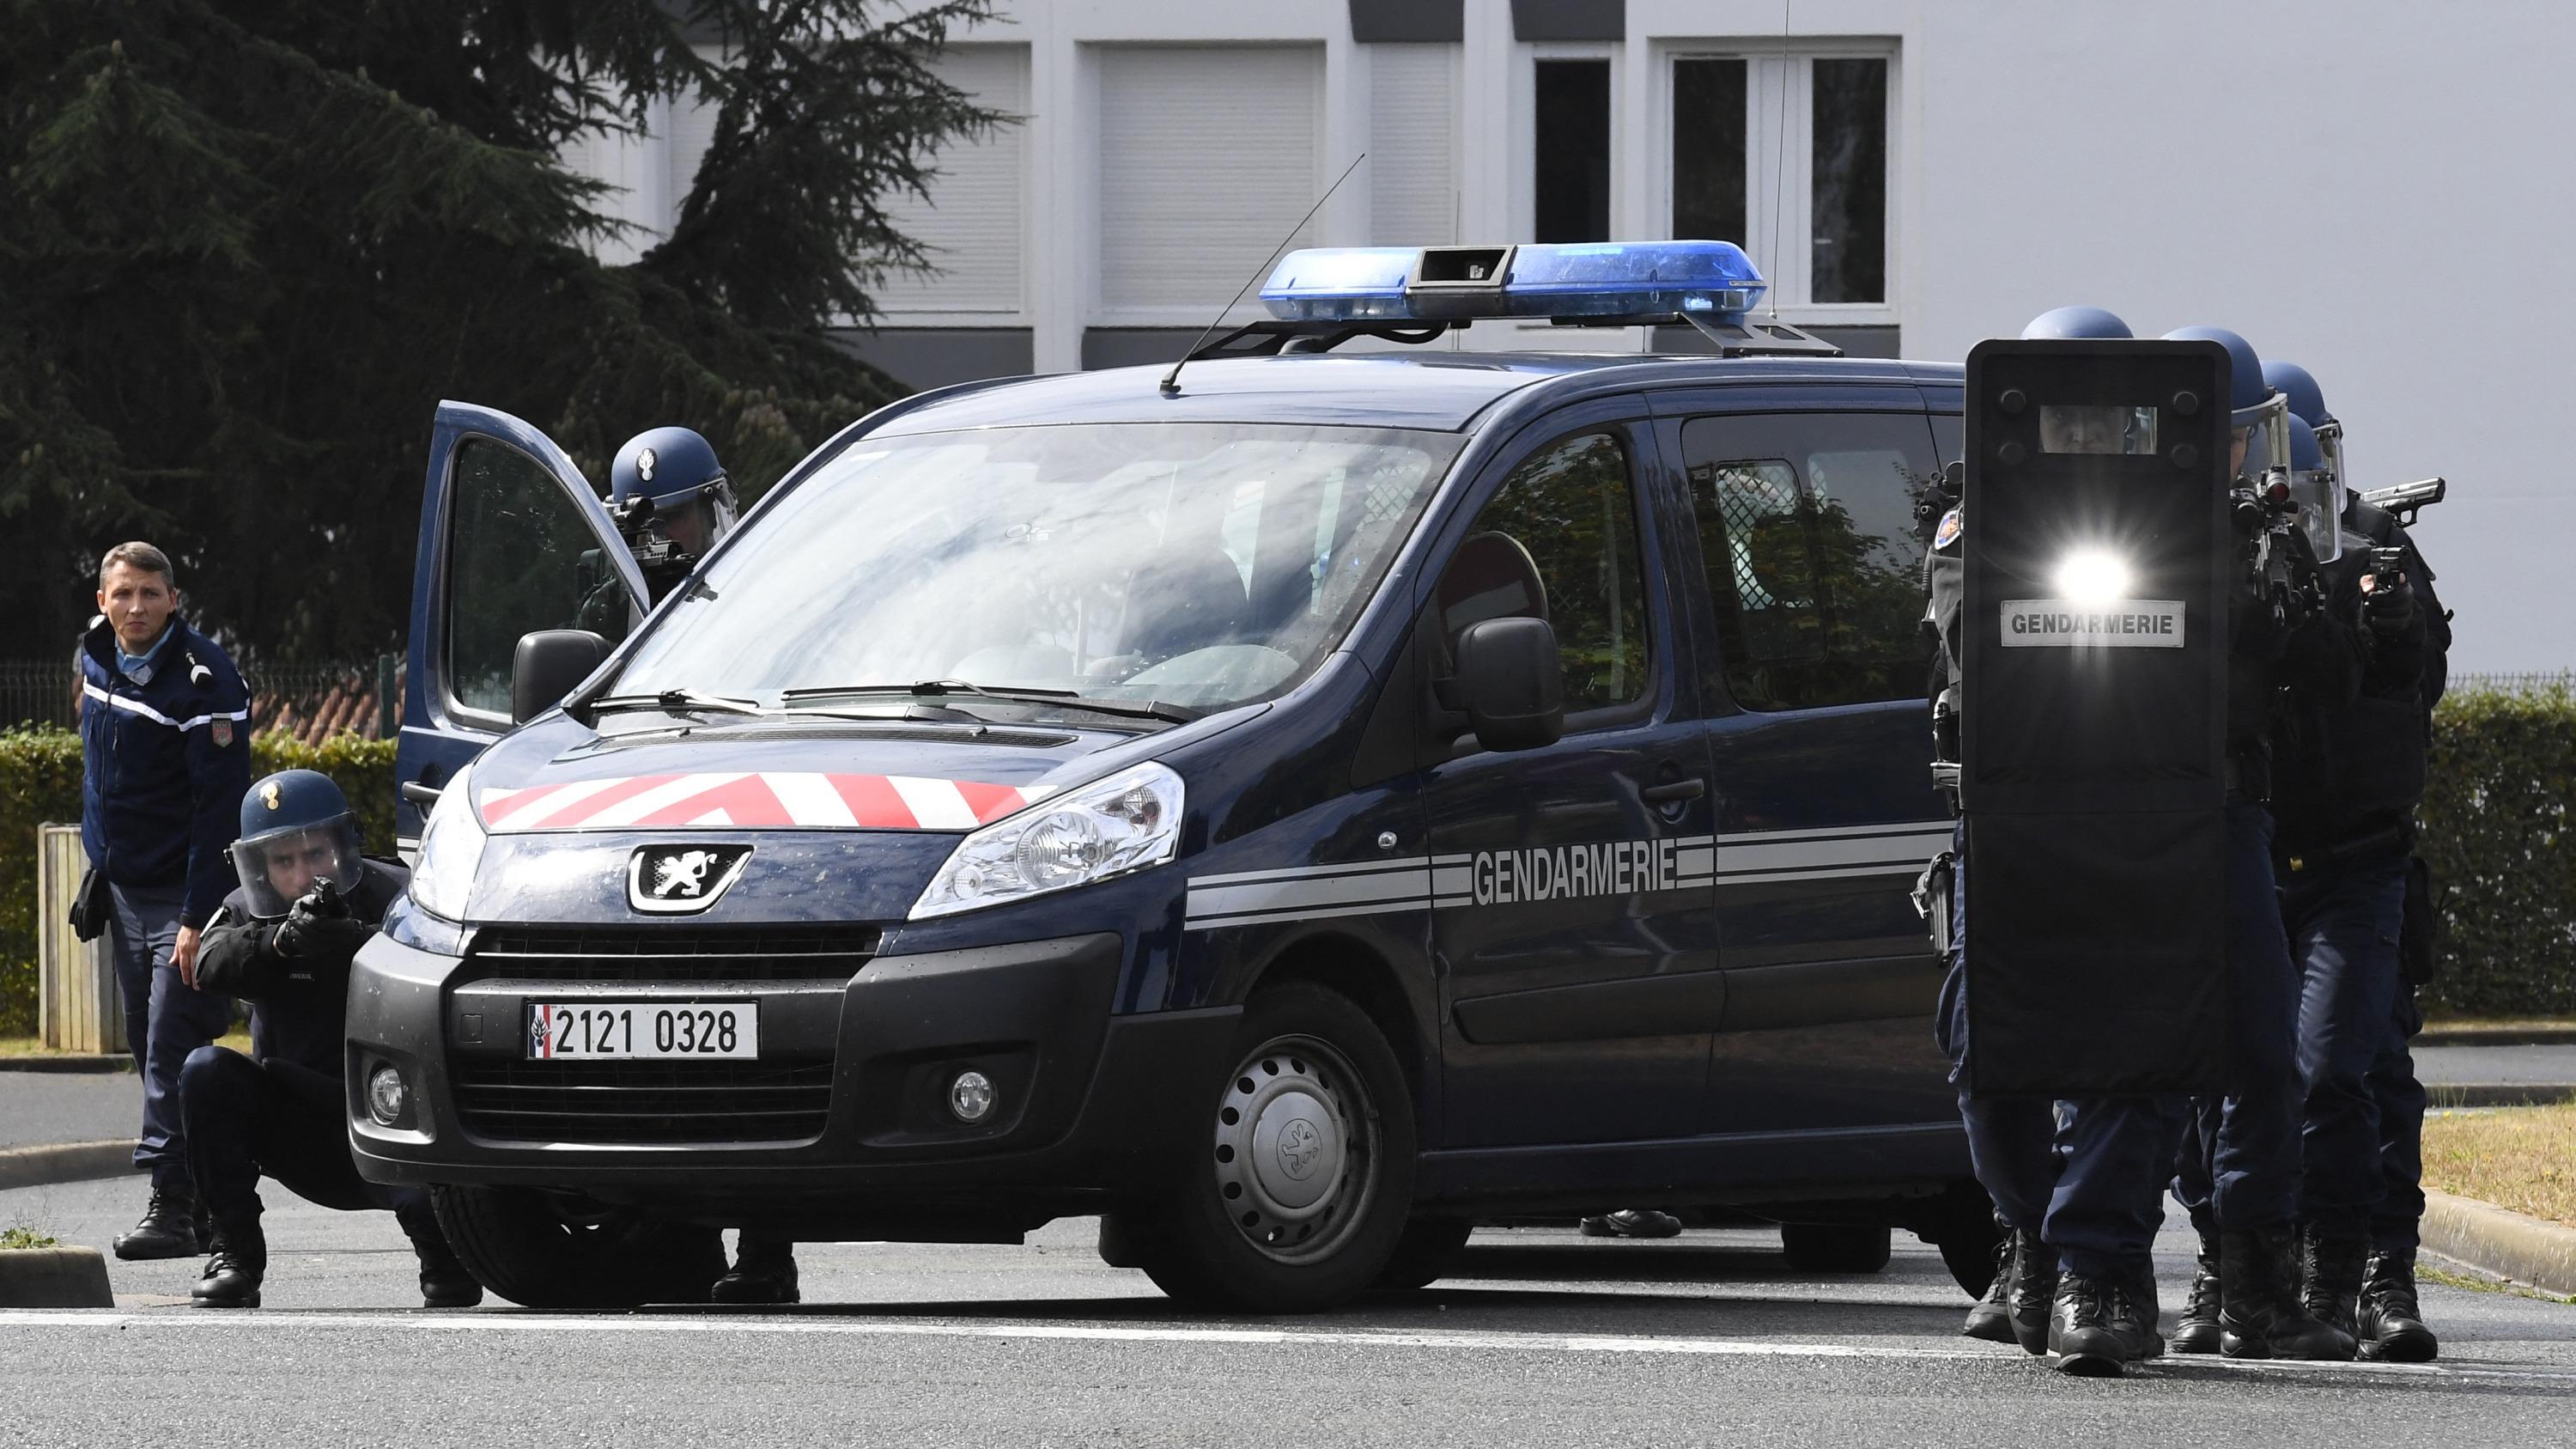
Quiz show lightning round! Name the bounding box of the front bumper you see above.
[347,927,1239,1224]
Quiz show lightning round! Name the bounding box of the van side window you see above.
[1437,431,1650,715]
[1682,414,1937,711]
[446,438,636,717]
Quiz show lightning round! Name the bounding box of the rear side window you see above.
[1436,430,1650,715]
[1682,412,1941,711]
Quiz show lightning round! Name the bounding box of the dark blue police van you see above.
[352,241,1986,1312]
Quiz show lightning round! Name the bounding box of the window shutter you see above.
[1097,46,1322,315]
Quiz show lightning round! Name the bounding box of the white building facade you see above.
[573,0,2572,672]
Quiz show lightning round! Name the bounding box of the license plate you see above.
[526,1002,757,1060]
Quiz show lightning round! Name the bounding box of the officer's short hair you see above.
[99,541,176,590]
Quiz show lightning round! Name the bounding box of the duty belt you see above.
[2280,821,2414,875]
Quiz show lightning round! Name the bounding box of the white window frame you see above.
[1650,40,1899,326]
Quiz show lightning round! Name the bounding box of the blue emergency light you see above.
[1259,240,1766,324]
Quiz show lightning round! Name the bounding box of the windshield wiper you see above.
[783,679,1200,725]
[591,687,768,718]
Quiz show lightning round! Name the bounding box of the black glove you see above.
[2361,573,2419,636]
[274,881,374,965]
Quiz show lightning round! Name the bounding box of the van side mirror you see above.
[1452,617,1563,752]
[512,630,610,725]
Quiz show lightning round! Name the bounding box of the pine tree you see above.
[0,0,999,664]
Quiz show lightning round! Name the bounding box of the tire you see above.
[430,1184,727,1312]
[1129,981,1417,1313]
[1375,1215,1473,1291]
[1779,1222,1893,1275]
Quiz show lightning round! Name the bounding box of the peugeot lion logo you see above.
[626,843,754,915]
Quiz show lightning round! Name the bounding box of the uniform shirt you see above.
[2269,510,2451,846]
[78,615,253,928]
[195,857,408,1076]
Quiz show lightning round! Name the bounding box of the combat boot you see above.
[2005,1229,2059,1355]
[1579,1209,1683,1239]
[2220,1226,2354,1360]
[2300,1220,2368,1343]
[2170,1233,2222,1354]
[112,1183,204,1261]
[396,1201,483,1308]
[190,1222,265,1309]
[2047,1267,2160,1377]
[1960,1223,2016,1344]
[2357,1249,2439,1362]
[711,1233,801,1306]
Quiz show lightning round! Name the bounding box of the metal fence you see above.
[0,656,402,740]
[2451,672,2576,695]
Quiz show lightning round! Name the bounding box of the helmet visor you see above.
[2287,468,2343,564]
[229,815,365,918]
[2231,393,2289,484]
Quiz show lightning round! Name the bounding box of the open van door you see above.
[392,402,645,855]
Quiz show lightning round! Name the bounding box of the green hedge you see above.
[0,728,396,1035]
[2421,680,2576,1016]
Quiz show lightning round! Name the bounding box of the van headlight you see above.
[406,759,486,922]
[909,763,1183,919]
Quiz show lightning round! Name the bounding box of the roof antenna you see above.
[1160,152,1368,398]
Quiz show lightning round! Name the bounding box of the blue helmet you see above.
[2160,326,2274,425]
[2286,414,2324,471]
[610,426,738,557]
[2021,306,2133,340]
[2263,360,2334,430]
[231,769,364,917]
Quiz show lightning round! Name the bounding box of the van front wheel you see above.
[1131,983,1416,1313]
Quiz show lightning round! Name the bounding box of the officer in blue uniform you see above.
[78,542,252,1260]
[1935,314,2358,1374]
[578,426,742,639]
[2166,365,2451,1361]
[180,770,482,1308]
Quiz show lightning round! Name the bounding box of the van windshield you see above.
[611,423,1461,715]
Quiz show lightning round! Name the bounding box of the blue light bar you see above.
[1259,240,1766,324]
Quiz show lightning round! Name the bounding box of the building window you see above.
[1534,58,1611,243]
[1667,50,1893,314]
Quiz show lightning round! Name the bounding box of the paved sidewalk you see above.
[0,1070,138,1152]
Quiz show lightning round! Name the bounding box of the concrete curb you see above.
[0,1141,143,1192]
[2419,1027,2576,1047]
[0,1056,129,1075]
[2421,1190,2576,1298]
[0,1247,115,1307]
[2423,1084,2576,1109]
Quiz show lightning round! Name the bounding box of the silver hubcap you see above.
[1211,1035,1376,1263]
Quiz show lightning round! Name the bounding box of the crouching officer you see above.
[577,426,741,640]
[180,770,482,1309]
[2265,363,2451,1361]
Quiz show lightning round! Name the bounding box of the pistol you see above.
[2359,477,2445,527]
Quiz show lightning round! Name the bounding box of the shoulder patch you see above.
[210,717,234,748]
[1933,508,1963,551]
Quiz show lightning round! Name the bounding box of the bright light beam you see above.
[2051,550,2133,606]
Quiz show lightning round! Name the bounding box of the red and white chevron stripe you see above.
[476,772,1051,832]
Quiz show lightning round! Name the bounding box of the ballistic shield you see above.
[1959,338,2234,1095]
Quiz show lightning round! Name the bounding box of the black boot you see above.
[395,1201,483,1308]
[2300,1221,2368,1344]
[2220,1226,2354,1360]
[2358,1249,2439,1362]
[2170,1234,2223,1355]
[2006,1229,2059,1355]
[2048,1267,2160,1377]
[711,1233,801,1306]
[1961,1224,2016,1344]
[191,1222,266,1309]
[113,1183,204,1261]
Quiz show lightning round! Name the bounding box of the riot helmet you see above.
[610,427,738,560]
[229,770,366,918]
[2263,360,2347,519]
[2280,416,2343,564]
[2162,326,2287,484]
[2020,306,2134,340]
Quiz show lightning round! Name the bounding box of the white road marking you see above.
[0,1310,2565,1384]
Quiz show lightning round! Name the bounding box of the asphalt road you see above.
[4,1175,2573,1448]
[9,1043,2571,1155]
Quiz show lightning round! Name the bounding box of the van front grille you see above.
[463,926,878,984]
[448,1056,835,1144]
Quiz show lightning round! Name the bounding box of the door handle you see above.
[1640,777,1707,804]
[400,780,444,807]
